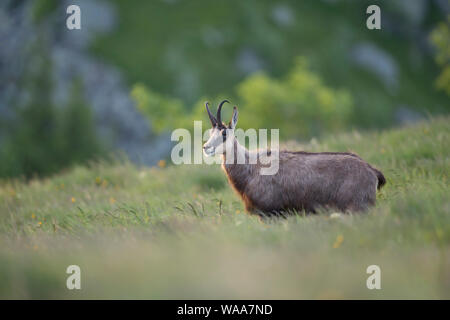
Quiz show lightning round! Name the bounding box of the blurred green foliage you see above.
[132,57,353,139]
[5,0,448,177]
[31,0,58,23]
[58,80,104,165]
[93,0,449,132]
[131,83,186,133]
[235,58,353,138]
[0,44,103,179]
[430,15,450,96]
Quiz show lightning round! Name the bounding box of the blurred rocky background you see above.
[0,0,448,178]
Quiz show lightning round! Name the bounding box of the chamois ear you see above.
[229,106,238,129]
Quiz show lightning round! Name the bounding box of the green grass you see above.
[0,116,449,299]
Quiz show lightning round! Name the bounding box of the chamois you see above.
[203,100,386,216]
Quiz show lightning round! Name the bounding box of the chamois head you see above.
[203,100,238,157]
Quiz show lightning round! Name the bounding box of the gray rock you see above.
[0,0,170,166]
[235,48,265,75]
[350,42,399,91]
[271,4,294,28]
[202,26,225,48]
[388,0,427,26]
[394,106,423,125]
[434,0,450,13]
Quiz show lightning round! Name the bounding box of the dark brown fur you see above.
[222,140,385,216]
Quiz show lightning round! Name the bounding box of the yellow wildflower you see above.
[158,159,166,168]
[71,197,76,203]
[333,235,344,248]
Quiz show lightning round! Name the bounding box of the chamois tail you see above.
[370,166,386,190]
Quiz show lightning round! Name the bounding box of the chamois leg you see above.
[345,189,376,213]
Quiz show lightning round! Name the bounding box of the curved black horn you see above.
[216,99,229,125]
[205,102,217,126]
